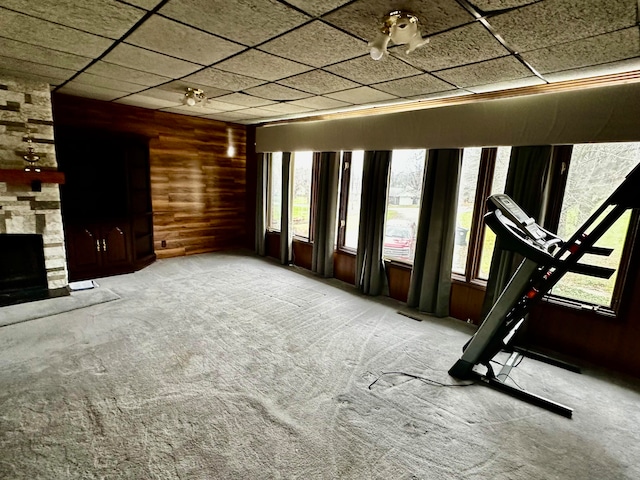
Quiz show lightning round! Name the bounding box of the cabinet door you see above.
[101,223,131,268]
[65,225,102,280]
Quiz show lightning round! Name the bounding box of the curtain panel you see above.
[255,152,268,256]
[481,145,554,316]
[408,149,462,317]
[280,152,293,265]
[311,152,340,277]
[355,151,391,296]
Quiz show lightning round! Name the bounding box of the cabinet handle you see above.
[102,239,107,251]
[96,240,101,252]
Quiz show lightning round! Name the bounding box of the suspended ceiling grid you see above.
[0,0,638,124]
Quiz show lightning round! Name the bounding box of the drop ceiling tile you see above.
[260,103,315,115]
[521,27,640,74]
[182,68,266,91]
[102,44,202,78]
[544,57,640,83]
[470,0,538,11]
[466,76,545,93]
[74,72,149,93]
[0,68,66,87]
[124,0,163,9]
[215,50,313,82]
[289,96,352,110]
[207,109,264,120]
[115,94,182,109]
[126,15,245,66]
[244,84,311,101]
[159,0,310,46]
[56,82,130,101]
[0,38,92,71]
[0,0,145,39]
[323,0,473,42]
[393,23,510,72]
[200,111,255,123]
[0,8,112,57]
[200,100,246,112]
[139,87,188,103]
[434,55,532,88]
[325,86,397,104]
[406,89,472,101]
[85,61,172,87]
[232,107,281,119]
[285,0,350,16]
[277,70,359,95]
[214,92,277,108]
[259,21,366,68]
[160,106,213,117]
[0,55,76,82]
[372,74,454,97]
[490,0,637,52]
[139,82,230,105]
[325,55,422,84]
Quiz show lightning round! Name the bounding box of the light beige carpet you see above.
[0,251,639,479]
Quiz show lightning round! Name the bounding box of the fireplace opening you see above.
[0,233,66,307]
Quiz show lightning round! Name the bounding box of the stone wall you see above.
[0,76,68,290]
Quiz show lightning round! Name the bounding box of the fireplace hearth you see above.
[0,233,69,307]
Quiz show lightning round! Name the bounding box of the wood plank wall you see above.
[52,94,247,259]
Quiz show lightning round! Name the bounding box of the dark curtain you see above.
[355,151,391,296]
[280,152,293,265]
[481,145,554,316]
[407,149,462,317]
[255,152,268,256]
[311,152,340,277]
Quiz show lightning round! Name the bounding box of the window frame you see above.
[540,145,640,316]
[266,152,281,233]
[453,147,501,285]
[337,151,356,253]
[290,151,318,242]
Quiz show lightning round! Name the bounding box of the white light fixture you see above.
[368,10,429,60]
[184,87,207,106]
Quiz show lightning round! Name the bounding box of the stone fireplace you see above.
[0,76,68,297]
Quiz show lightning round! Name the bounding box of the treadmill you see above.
[449,163,640,418]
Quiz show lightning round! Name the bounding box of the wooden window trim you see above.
[466,148,497,282]
[337,151,352,252]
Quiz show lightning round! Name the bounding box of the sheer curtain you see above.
[255,153,268,256]
[311,152,340,277]
[355,151,391,296]
[280,152,293,265]
[407,149,462,317]
[481,145,553,316]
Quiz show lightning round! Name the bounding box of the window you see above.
[383,149,426,263]
[452,147,511,282]
[291,151,314,239]
[268,152,282,231]
[337,151,364,251]
[549,142,640,309]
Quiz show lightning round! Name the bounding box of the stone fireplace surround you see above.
[0,76,68,291]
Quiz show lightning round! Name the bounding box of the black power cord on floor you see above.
[368,371,475,390]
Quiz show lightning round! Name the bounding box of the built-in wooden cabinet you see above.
[56,127,155,281]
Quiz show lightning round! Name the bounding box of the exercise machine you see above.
[449,163,640,418]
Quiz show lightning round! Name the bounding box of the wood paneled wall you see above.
[52,94,247,259]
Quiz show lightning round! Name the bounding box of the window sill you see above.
[384,259,413,270]
[540,295,618,320]
[292,237,311,245]
[337,247,357,256]
[451,274,488,291]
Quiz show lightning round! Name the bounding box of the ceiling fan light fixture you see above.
[184,87,206,106]
[368,10,429,60]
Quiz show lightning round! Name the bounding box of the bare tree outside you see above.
[553,142,640,306]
